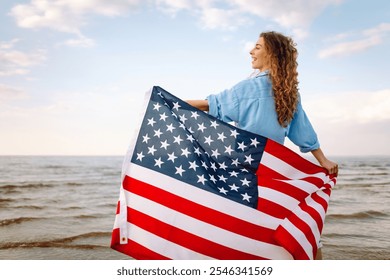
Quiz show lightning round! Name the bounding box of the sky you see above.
[0,0,389,156]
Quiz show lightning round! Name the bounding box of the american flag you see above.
[111,86,336,260]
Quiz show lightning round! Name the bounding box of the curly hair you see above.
[260,31,299,127]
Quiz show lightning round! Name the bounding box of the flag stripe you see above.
[125,176,278,245]
[122,174,293,259]
[127,207,266,260]
[127,163,282,229]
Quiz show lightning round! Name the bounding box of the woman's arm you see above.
[186,100,209,111]
[311,148,338,176]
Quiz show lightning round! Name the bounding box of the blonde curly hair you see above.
[260,31,299,127]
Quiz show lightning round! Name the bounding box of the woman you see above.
[187,31,338,175]
[187,31,338,259]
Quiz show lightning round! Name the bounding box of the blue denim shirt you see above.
[206,71,320,153]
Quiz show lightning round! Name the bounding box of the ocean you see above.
[0,155,389,260]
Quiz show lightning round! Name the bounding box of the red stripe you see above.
[111,228,169,260]
[285,211,317,256]
[274,226,310,260]
[127,207,267,260]
[123,175,278,245]
[258,176,309,201]
[257,198,292,219]
[115,201,120,215]
[264,140,325,175]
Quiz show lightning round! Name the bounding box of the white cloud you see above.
[305,89,390,124]
[10,0,142,46]
[0,84,27,102]
[319,22,390,58]
[0,39,46,76]
[200,7,251,30]
[229,0,343,37]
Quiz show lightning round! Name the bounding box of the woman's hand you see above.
[311,148,338,176]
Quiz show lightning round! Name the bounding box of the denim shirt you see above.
[206,71,320,153]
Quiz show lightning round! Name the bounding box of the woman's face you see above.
[250,37,269,71]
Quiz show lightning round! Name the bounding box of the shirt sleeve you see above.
[206,85,240,123]
[287,101,320,153]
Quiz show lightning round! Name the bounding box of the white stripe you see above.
[262,151,328,182]
[304,194,326,219]
[127,223,214,260]
[281,219,314,260]
[293,207,321,244]
[127,163,283,229]
[126,190,293,260]
[257,186,299,211]
[277,178,320,194]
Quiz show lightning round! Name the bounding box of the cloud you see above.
[0,84,27,103]
[230,0,342,35]
[10,0,142,46]
[305,89,390,124]
[0,39,46,76]
[319,22,390,58]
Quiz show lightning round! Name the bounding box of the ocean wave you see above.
[0,231,111,250]
[0,217,44,227]
[327,210,387,220]
[0,183,53,191]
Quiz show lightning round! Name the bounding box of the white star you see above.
[204,135,214,145]
[181,148,191,158]
[172,102,181,111]
[210,120,219,129]
[153,103,161,111]
[197,123,206,132]
[157,91,163,97]
[241,192,252,202]
[159,112,168,121]
[147,117,156,127]
[167,152,177,163]
[166,123,175,133]
[224,145,234,155]
[189,161,199,171]
[194,147,202,156]
[218,175,227,183]
[154,129,163,138]
[244,154,254,165]
[238,141,247,151]
[197,174,208,185]
[211,149,220,159]
[219,162,228,170]
[229,184,239,192]
[136,152,145,162]
[173,135,183,145]
[229,170,239,177]
[187,134,195,143]
[230,129,239,138]
[210,175,217,183]
[191,111,199,119]
[160,140,170,150]
[240,178,251,187]
[201,161,208,170]
[175,165,185,176]
[250,138,260,147]
[231,158,240,166]
[217,132,227,142]
[147,145,157,155]
[179,114,188,123]
[154,157,164,168]
[218,187,228,195]
[142,134,150,143]
[210,162,217,171]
